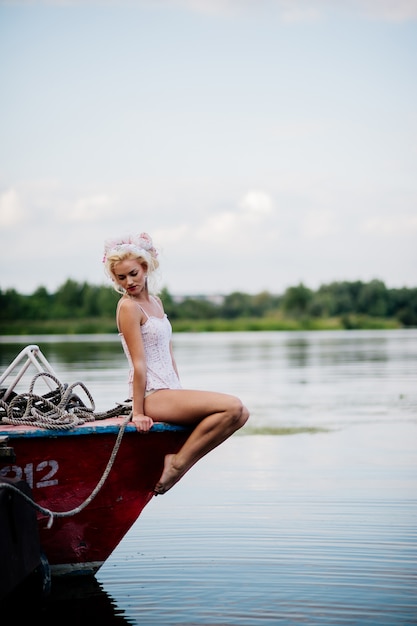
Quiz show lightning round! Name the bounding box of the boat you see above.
[0,345,189,581]
[0,476,45,602]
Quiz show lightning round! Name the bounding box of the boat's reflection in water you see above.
[5,576,131,625]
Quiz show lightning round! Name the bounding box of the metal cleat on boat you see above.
[0,436,16,463]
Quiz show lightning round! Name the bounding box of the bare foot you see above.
[153,453,185,495]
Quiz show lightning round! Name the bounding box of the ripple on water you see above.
[98,427,417,625]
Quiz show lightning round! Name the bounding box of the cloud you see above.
[301,209,339,240]
[1,0,417,22]
[277,3,322,23]
[194,190,275,245]
[268,121,323,141]
[360,214,417,236]
[140,190,278,272]
[198,211,237,241]
[0,188,24,227]
[155,224,191,244]
[358,0,417,21]
[182,0,417,21]
[67,193,117,223]
[239,190,274,221]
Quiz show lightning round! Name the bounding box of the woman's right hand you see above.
[131,414,154,433]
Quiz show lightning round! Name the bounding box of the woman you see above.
[103,232,249,494]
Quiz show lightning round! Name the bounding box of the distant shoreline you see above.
[0,315,403,336]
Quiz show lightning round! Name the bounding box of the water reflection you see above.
[1,331,416,624]
[1,330,416,424]
[98,425,417,625]
[4,576,132,625]
[284,336,310,368]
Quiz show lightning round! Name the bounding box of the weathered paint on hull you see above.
[0,419,189,576]
[0,478,43,598]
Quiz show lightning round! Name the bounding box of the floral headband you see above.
[102,232,158,264]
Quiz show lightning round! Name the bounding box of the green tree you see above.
[81,284,101,317]
[221,292,253,319]
[30,286,52,320]
[390,287,417,326]
[308,290,334,317]
[251,290,280,317]
[177,297,218,320]
[0,288,28,320]
[96,285,119,317]
[1,278,416,328]
[52,279,85,318]
[160,287,177,319]
[357,280,388,317]
[282,283,312,317]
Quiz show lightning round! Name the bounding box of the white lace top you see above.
[118,298,182,398]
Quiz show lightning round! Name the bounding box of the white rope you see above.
[0,371,131,429]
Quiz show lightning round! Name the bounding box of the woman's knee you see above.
[241,403,250,425]
[227,396,249,428]
[238,403,250,428]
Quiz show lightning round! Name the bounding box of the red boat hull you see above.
[0,419,189,576]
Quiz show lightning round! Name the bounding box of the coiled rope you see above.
[0,371,132,429]
[0,371,135,525]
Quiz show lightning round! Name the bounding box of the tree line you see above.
[0,278,416,328]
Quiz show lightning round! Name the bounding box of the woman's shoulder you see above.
[117,296,143,320]
[151,294,165,311]
[117,295,133,312]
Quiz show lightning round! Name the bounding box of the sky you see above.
[0,0,416,297]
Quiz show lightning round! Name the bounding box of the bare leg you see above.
[145,389,249,494]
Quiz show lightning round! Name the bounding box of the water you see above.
[1,330,416,624]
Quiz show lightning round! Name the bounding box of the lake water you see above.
[1,329,416,625]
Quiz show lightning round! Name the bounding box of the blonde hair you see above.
[103,232,160,294]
